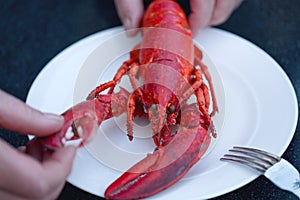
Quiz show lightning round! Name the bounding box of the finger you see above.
[0,89,64,136]
[17,146,26,153]
[0,190,24,200]
[114,0,144,35]
[25,137,45,161]
[38,146,76,198]
[210,0,243,26]
[0,139,42,196]
[0,180,65,200]
[0,139,75,199]
[42,146,76,186]
[188,0,216,35]
[36,179,66,200]
[48,182,66,200]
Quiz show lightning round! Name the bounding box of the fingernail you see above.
[65,145,77,151]
[17,146,26,152]
[63,145,77,159]
[191,28,199,37]
[123,18,138,37]
[123,17,133,30]
[44,113,64,123]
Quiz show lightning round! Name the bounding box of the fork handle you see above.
[265,159,300,198]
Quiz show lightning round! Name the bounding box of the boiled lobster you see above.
[36,0,218,199]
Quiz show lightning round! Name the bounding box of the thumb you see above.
[44,146,76,174]
[188,0,215,35]
[42,146,77,185]
[114,0,144,36]
[0,89,64,136]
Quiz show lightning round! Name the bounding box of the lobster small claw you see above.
[37,87,130,150]
[38,100,100,150]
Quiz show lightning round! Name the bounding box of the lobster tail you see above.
[142,0,191,36]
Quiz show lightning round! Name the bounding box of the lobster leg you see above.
[177,60,211,126]
[37,87,129,149]
[104,104,211,199]
[128,62,143,99]
[87,54,139,100]
[194,45,218,116]
[87,50,144,143]
[126,92,140,141]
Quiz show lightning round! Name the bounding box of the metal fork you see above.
[221,146,300,198]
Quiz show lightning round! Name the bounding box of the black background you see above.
[0,0,299,199]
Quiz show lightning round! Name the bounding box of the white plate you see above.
[73,28,225,174]
[26,27,298,199]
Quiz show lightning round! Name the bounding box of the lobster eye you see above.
[190,74,196,79]
[150,103,158,111]
[168,104,176,112]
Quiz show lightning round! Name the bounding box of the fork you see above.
[221,146,300,198]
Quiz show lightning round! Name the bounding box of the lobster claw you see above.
[105,104,211,199]
[37,87,130,150]
[38,100,100,149]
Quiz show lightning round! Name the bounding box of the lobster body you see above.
[35,0,218,199]
[140,0,193,86]
[131,0,199,145]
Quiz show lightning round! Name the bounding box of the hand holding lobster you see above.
[0,90,76,200]
[115,0,243,35]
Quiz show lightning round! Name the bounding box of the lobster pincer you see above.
[37,87,129,149]
[105,103,212,199]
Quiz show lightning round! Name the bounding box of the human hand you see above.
[0,89,76,200]
[188,0,243,34]
[114,0,243,36]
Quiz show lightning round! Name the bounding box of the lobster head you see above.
[140,61,193,146]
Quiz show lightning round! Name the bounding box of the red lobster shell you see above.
[33,0,218,199]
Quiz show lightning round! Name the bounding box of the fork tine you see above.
[223,154,272,169]
[233,146,281,162]
[221,146,282,173]
[220,156,267,173]
[229,149,277,166]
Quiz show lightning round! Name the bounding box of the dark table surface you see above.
[1,0,299,199]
